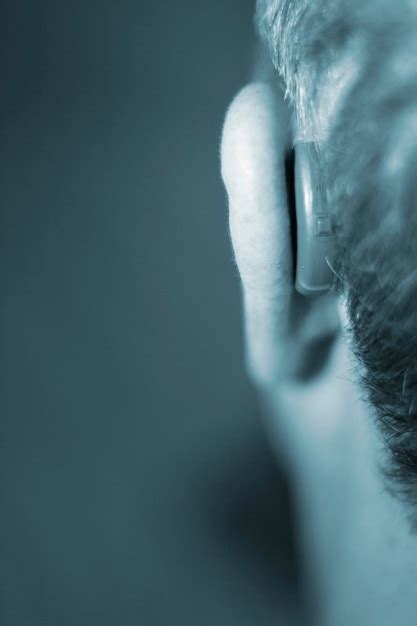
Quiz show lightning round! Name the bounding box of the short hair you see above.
[256,0,417,522]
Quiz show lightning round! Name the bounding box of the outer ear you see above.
[220,82,340,387]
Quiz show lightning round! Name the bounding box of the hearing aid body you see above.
[294,142,336,296]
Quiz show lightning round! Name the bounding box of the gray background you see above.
[0,2,303,624]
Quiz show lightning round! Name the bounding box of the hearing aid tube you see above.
[294,142,336,296]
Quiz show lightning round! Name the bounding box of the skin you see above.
[220,81,417,625]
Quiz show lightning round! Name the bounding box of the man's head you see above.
[255,0,417,520]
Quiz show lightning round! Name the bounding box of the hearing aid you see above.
[293,142,336,296]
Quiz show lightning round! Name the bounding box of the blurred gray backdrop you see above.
[0,2,302,624]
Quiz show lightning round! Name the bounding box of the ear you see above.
[220,82,340,387]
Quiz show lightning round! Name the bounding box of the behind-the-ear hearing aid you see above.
[293,142,336,296]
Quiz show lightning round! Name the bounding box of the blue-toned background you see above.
[0,2,301,624]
